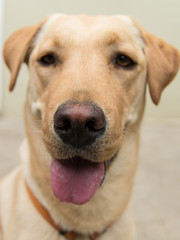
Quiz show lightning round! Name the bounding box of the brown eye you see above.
[114,54,136,68]
[39,54,56,66]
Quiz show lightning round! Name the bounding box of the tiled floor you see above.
[0,117,180,240]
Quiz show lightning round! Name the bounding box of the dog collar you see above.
[25,181,105,239]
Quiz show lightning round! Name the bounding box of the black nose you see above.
[53,102,106,148]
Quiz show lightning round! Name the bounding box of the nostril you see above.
[85,118,105,132]
[85,119,97,132]
[58,118,71,131]
[54,112,72,132]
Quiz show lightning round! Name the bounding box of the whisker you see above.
[27,130,41,133]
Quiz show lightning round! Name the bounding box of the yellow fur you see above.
[1,15,179,239]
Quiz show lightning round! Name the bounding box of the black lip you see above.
[100,153,117,186]
[105,153,117,169]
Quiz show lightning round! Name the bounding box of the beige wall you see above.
[1,0,180,123]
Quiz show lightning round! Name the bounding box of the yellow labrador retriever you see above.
[0,14,179,240]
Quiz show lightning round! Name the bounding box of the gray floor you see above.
[0,117,180,240]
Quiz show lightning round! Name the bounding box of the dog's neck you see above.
[21,107,140,234]
[25,181,103,239]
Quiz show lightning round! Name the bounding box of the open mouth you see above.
[50,156,115,205]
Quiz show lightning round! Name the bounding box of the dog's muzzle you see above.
[49,101,110,205]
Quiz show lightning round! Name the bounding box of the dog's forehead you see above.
[35,14,144,48]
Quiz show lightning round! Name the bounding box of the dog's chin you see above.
[50,155,116,205]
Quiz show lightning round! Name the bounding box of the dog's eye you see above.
[114,54,136,68]
[39,54,57,66]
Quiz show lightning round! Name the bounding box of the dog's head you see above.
[3,15,180,205]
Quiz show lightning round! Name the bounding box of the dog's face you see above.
[3,15,179,205]
[29,15,147,160]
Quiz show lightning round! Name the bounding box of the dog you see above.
[0,14,179,240]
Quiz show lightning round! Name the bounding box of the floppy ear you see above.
[135,23,180,105]
[143,32,180,105]
[3,20,46,91]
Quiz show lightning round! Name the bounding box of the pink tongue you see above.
[51,158,105,205]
